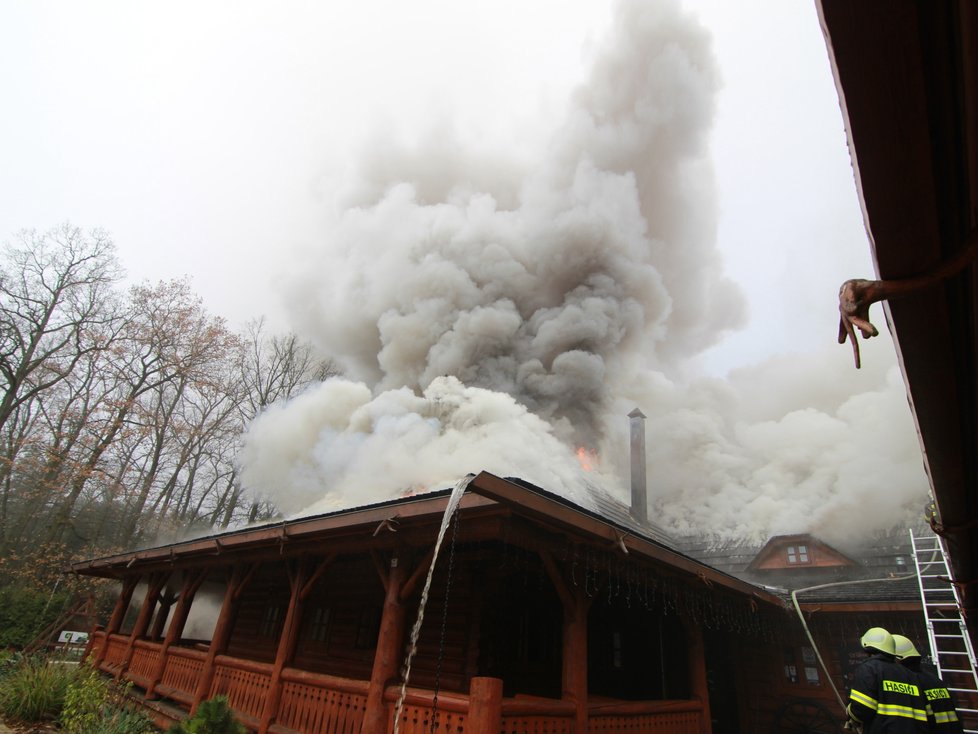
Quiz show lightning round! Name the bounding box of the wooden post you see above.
[192,563,254,714]
[259,558,308,734]
[93,576,138,667]
[563,591,589,734]
[684,620,712,734]
[119,572,168,677]
[467,677,503,734]
[149,589,176,641]
[541,550,590,734]
[362,552,408,734]
[146,570,207,699]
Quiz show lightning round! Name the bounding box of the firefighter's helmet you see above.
[892,634,921,660]
[861,627,896,656]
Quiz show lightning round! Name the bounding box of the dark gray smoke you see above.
[240,0,928,543]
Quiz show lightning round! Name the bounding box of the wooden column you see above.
[563,591,590,734]
[541,550,590,734]
[684,620,712,734]
[146,569,207,699]
[119,571,169,677]
[362,551,410,734]
[149,589,177,641]
[192,563,256,714]
[93,576,138,667]
[467,677,503,734]
[259,558,309,734]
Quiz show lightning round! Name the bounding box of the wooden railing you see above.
[588,700,703,734]
[127,639,161,687]
[92,636,705,734]
[156,646,207,706]
[209,655,273,728]
[385,686,473,734]
[500,697,576,734]
[272,669,369,734]
[98,633,129,673]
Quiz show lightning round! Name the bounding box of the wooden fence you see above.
[86,632,705,734]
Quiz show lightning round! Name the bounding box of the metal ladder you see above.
[910,529,978,733]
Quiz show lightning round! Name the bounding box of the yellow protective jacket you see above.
[848,654,930,734]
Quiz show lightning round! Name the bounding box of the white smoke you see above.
[621,337,928,548]
[240,0,929,544]
[240,376,603,515]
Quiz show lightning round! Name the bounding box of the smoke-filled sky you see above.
[0,0,929,546]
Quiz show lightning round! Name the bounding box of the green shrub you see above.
[0,583,71,648]
[88,704,156,734]
[168,695,245,734]
[60,663,155,734]
[0,655,76,722]
[60,662,109,733]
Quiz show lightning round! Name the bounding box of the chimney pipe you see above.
[628,408,647,522]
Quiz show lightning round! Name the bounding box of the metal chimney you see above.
[628,408,647,522]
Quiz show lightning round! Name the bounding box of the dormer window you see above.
[787,545,809,564]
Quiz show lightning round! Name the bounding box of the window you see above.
[355,606,381,649]
[787,545,810,564]
[309,606,332,643]
[259,604,282,638]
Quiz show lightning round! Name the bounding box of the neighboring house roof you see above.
[676,530,923,609]
[747,534,856,572]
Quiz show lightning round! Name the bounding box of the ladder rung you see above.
[936,651,970,656]
[942,667,975,672]
[934,634,965,638]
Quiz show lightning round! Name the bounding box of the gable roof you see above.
[70,471,780,607]
[747,534,857,572]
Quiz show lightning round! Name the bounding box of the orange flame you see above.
[576,447,596,472]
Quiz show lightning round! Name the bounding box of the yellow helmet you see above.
[892,634,921,660]
[861,627,896,656]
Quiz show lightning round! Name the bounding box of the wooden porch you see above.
[73,473,790,734]
[87,630,706,733]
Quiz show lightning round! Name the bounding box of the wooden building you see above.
[73,470,840,734]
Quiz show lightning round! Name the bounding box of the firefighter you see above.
[847,627,930,734]
[892,634,963,734]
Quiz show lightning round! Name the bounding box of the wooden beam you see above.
[260,558,308,734]
[363,552,408,734]
[146,569,207,699]
[400,547,436,602]
[93,576,138,668]
[561,588,589,734]
[540,549,574,611]
[299,552,337,602]
[119,571,169,678]
[683,620,712,734]
[467,677,503,734]
[192,564,252,714]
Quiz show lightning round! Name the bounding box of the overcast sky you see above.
[1,1,926,542]
[0,0,877,375]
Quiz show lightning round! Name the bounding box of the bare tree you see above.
[0,225,121,437]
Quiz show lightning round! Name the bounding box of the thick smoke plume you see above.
[241,0,929,544]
